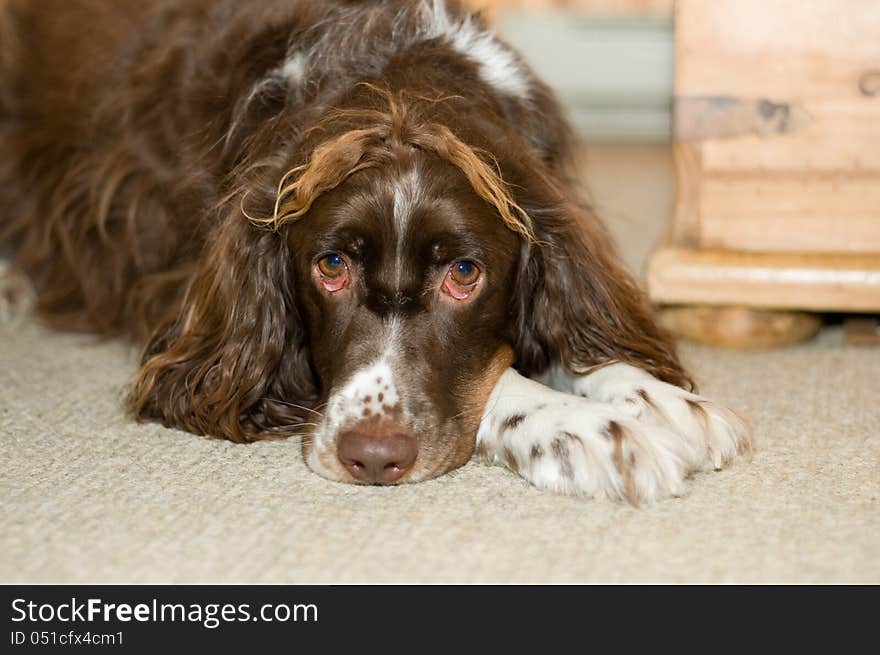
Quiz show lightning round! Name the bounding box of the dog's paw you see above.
[571,363,753,472]
[478,393,704,505]
[476,368,756,505]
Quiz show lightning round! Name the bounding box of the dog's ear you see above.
[127,210,316,442]
[514,199,694,391]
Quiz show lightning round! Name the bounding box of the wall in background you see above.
[469,1,675,140]
[473,0,673,21]
[500,11,673,140]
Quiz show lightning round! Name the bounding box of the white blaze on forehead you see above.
[392,166,422,288]
[393,167,421,224]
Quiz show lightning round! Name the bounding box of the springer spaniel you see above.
[0,0,751,504]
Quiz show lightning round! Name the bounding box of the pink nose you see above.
[337,429,418,484]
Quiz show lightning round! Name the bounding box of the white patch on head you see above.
[241,0,529,136]
[392,166,422,288]
[279,51,307,87]
[419,0,531,99]
[226,51,309,148]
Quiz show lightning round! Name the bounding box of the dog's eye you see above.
[443,260,481,300]
[318,253,346,277]
[451,260,479,285]
[315,253,350,292]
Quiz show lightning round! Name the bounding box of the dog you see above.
[0,0,751,504]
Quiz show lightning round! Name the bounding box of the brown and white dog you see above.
[0,0,750,504]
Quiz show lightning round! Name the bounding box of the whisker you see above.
[268,422,319,431]
[445,405,487,422]
[264,398,326,417]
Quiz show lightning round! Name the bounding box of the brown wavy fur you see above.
[251,85,535,242]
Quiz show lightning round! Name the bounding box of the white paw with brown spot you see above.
[479,366,753,505]
[570,363,753,472]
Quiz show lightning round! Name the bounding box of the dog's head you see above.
[282,122,524,483]
[129,86,689,485]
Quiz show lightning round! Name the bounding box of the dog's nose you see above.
[337,429,418,484]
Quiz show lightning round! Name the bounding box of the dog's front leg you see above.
[475,367,751,505]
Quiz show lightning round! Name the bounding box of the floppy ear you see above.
[127,210,317,442]
[514,199,694,391]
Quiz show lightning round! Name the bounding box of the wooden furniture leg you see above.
[657,305,822,349]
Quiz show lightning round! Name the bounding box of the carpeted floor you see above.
[1,143,878,584]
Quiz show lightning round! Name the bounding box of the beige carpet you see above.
[2,144,878,584]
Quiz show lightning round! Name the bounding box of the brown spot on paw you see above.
[550,435,574,480]
[636,388,670,423]
[502,447,519,473]
[602,420,624,442]
[475,439,491,461]
[604,421,638,507]
[502,413,526,431]
[686,398,709,429]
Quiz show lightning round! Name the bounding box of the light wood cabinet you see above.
[647,0,880,347]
